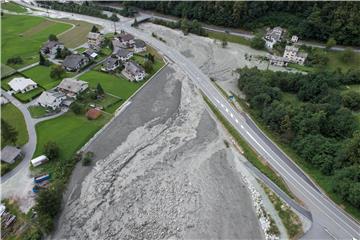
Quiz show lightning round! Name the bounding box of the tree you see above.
[55,47,62,59]
[326,37,336,50]
[145,53,155,63]
[48,34,58,41]
[1,119,18,144]
[39,52,46,65]
[133,17,139,27]
[144,60,153,73]
[250,34,265,50]
[6,56,23,65]
[70,102,83,115]
[96,83,105,96]
[44,141,60,160]
[50,65,65,79]
[91,25,99,33]
[110,13,119,22]
[342,91,360,111]
[221,36,228,48]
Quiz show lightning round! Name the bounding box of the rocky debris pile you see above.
[242,176,280,240]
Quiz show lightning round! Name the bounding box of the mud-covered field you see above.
[54,65,263,239]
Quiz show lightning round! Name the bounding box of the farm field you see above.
[33,112,111,177]
[22,65,75,90]
[1,1,27,13]
[1,103,28,146]
[1,14,71,69]
[58,19,101,48]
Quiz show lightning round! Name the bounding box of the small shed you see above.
[1,146,22,164]
[86,108,102,120]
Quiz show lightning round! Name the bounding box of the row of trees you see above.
[124,1,360,46]
[152,18,207,36]
[237,67,360,208]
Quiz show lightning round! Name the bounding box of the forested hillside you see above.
[124,1,360,46]
[237,67,360,211]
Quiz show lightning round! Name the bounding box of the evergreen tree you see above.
[91,25,99,33]
[96,83,105,96]
[39,52,46,65]
[1,119,18,145]
[48,34,58,41]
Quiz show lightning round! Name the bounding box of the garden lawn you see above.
[28,106,48,118]
[79,70,142,99]
[33,112,110,167]
[1,103,28,146]
[1,64,16,79]
[1,2,26,13]
[22,65,74,90]
[1,14,71,69]
[58,19,101,48]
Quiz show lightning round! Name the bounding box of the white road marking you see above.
[230,113,233,118]
[240,125,244,129]
[235,119,239,123]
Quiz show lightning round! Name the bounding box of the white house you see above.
[57,78,88,97]
[133,39,146,53]
[87,32,104,48]
[101,57,120,72]
[291,35,299,43]
[8,77,37,94]
[123,60,145,82]
[264,26,283,49]
[37,90,66,110]
[41,40,64,57]
[114,48,133,62]
[117,32,135,48]
[283,45,308,65]
[268,55,289,67]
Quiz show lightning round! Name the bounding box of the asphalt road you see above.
[13,2,360,239]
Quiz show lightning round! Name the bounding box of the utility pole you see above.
[113,21,117,35]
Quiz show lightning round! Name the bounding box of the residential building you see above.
[1,146,23,164]
[62,54,89,71]
[291,35,299,43]
[37,90,66,110]
[87,32,104,48]
[40,40,64,57]
[114,48,133,62]
[101,57,121,72]
[83,48,98,60]
[8,77,37,94]
[133,39,146,53]
[57,78,88,97]
[264,26,283,49]
[123,60,145,82]
[112,38,127,52]
[268,55,289,67]
[117,32,135,48]
[283,45,308,65]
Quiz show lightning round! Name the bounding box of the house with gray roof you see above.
[114,48,133,62]
[133,39,146,53]
[117,32,135,48]
[37,90,66,110]
[41,40,64,57]
[57,78,88,97]
[123,60,145,82]
[1,146,23,164]
[62,54,89,72]
[101,57,121,72]
[87,32,104,48]
[264,26,284,49]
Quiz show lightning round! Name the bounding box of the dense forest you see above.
[123,1,360,46]
[237,67,360,209]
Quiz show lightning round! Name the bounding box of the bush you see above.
[70,102,84,115]
[7,56,23,65]
[82,151,94,166]
[250,34,265,50]
[44,141,60,160]
[50,65,65,80]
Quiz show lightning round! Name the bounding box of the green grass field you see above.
[22,65,74,90]
[1,103,28,146]
[79,70,142,99]
[33,112,110,171]
[28,106,48,118]
[1,2,27,13]
[14,87,44,102]
[1,14,71,69]
[58,19,101,48]
[206,30,251,46]
[1,64,16,79]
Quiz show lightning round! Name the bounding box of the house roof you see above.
[118,33,134,42]
[115,48,132,58]
[103,57,119,69]
[84,49,98,58]
[285,45,299,53]
[42,40,62,50]
[269,55,289,62]
[1,146,21,164]
[88,32,102,40]
[134,39,146,48]
[86,108,102,120]
[266,26,283,42]
[125,60,145,75]
[8,77,37,92]
[63,54,87,69]
[58,78,88,93]
[37,90,65,106]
